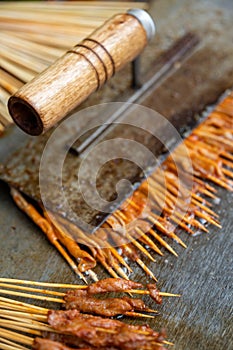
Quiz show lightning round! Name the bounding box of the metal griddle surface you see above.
[0,1,232,349]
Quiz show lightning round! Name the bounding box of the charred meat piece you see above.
[86,278,143,294]
[41,332,97,349]
[33,337,118,350]
[147,284,163,304]
[64,290,146,316]
[48,310,166,350]
[33,338,77,350]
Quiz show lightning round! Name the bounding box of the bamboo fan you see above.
[10,92,233,281]
[0,1,147,132]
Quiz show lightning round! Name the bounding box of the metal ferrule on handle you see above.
[8,9,156,135]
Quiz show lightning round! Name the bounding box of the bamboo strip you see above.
[0,87,11,105]
[0,297,49,313]
[0,57,35,83]
[4,30,79,49]
[0,319,53,334]
[0,101,12,125]
[0,289,64,303]
[0,122,5,134]
[0,283,65,297]
[0,327,34,346]
[0,278,84,289]
[0,337,28,350]
[0,342,26,350]
[0,32,64,60]
[0,309,47,323]
[0,69,23,94]
[0,43,49,73]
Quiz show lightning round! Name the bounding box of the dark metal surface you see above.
[0,0,232,349]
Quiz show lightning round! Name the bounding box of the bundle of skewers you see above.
[10,92,233,281]
[0,277,176,349]
[0,0,147,132]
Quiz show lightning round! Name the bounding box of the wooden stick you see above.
[0,289,64,303]
[87,270,99,283]
[195,211,222,228]
[0,314,42,325]
[126,233,155,262]
[124,312,155,319]
[136,258,157,282]
[0,328,34,346]
[0,319,53,334]
[0,342,26,350]
[191,198,219,218]
[0,303,47,316]
[0,309,47,323]
[0,282,180,299]
[0,337,28,350]
[125,290,181,297]
[148,227,178,257]
[0,322,42,336]
[0,297,48,313]
[0,283,65,297]
[0,278,84,289]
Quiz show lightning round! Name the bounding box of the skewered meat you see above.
[34,337,103,350]
[48,310,166,350]
[147,284,163,304]
[34,338,75,350]
[64,290,147,316]
[42,332,117,350]
[86,278,143,294]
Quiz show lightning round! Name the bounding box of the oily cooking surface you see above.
[0,1,232,349]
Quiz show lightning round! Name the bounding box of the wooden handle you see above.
[8,9,155,135]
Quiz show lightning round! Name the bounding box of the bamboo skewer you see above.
[0,327,34,346]
[0,297,49,314]
[10,188,88,283]
[0,310,47,323]
[0,319,54,334]
[0,290,64,304]
[0,337,28,350]
[0,309,170,347]
[0,278,85,289]
[0,342,27,350]
[0,283,65,297]
[0,279,181,299]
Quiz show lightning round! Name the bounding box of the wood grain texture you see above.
[8,13,148,135]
